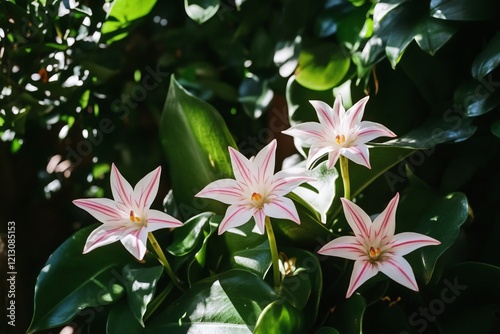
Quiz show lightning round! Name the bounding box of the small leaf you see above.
[472,31,500,79]
[146,270,279,332]
[454,81,500,117]
[295,43,350,91]
[254,301,304,334]
[184,0,220,24]
[160,76,237,218]
[238,75,274,119]
[28,225,132,333]
[414,17,457,55]
[430,0,500,21]
[230,241,272,278]
[397,174,469,283]
[122,264,164,326]
[167,212,214,257]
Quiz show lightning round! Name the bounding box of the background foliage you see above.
[1,0,500,332]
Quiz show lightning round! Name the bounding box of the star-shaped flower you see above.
[73,164,183,260]
[195,139,314,235]
[283,95,396,169]
[318,193,440,298]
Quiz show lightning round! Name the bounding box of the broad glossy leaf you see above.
[280,247,322,329]
[454,81,500,117]
[397,174,469,283]
[185,0,220,24]
[253,301,304,334]
[28,225,131,333]
[230,240,272,278]
[122,264,164,326]
[146,269,279,333]
[101,0,157,43]
[328,293,366,334]
[414,17,457,55]
[238,75,274,119]
[107,302,145,333]
[295,43,350,91]
[167,212,214,257]
[160,76,236,217]
[472,31,500,79]
[430,0,500,21]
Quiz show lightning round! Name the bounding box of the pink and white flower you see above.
[195,139,314,235]
[318,193,440,298]
[283,95,396,169]
[73,164,183,260]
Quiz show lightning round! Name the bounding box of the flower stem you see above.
[339,155,350,200]
[265,216,281,289]
[147,232,184,291]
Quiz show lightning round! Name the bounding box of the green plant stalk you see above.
[148,232,184,291]
[265,216,281,289]
[339,155,350,200]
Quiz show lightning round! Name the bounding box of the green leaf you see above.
[315,328,341,334]
[122,264,164,327]
[107,302,145,333]
[413,17,457,56]
[230,241,272,278]
[295,43,350,91]
[328,293,366,334]
[146,269,279,333]
[472,31,500,79]
[160,76,236,217]
[184,0,220,24]
[430,0,500,21]
[167,212,214,257]
[101,0,157,43]
[491,120,500,138]
[397,174,469,283]
[280,247,322,329]
[454,81,500,117]
[238,75,274,119]
[28,225,131,333]
[254,301,304,334]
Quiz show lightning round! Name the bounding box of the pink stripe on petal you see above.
[342,145,371,168]
[111,164,133,208]
[83,225,125,253]
[341,198,370,238]
[73,198,124,223]
[373,193,399,238]
[229,147,253,185]
[379,256,418,291]
[318,236,364,260]
[218,205,254,235]
[390,232,440,256]
[311,100,335,129]
[134,166,161,211]
[347,260,378,298]
[345,96,369,129]
[264,197,300,224]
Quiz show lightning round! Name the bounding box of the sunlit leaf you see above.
[254,300,304,334]
[430,0,500,21]
[471,31,500,79]
[185,0,220,24]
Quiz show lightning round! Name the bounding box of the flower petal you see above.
[133,166,161,212]
[343,95,369,130]
[73,198,126,224]
[120,227,148,260]
[332,94,345,121]
[282,122,325,146]
[356,121,396,144]
[146,209,183,232]
[272,169,315,195]
[229,147,254,185]
[378,255,419,291]
[326,150,341,170]
[310,100,337,130]
[83,225,126,254]
[390,232,441,256]
[195,178,244,204]
[307,145,334,169]
[341,198,371,239]
[341,145,371,168]
[372,193,399,239]
[317,236,364,260]
[253,208,267,234]
[346,259,378,298]
[263,197,300,225]
[110,163,133,211]
[218,204,254,235]
[253,139,277,183]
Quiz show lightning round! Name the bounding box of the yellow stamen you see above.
[369,246,381,260]
[251,192,263,202]
[129,210,141,223]
[335,134,346,144]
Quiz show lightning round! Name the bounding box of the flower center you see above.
[251,192,264,208]
[129,210,142,223]
[335,134,346,145]
[369,246,381,261]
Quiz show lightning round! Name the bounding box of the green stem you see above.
[265,216,281,289]
[147,232,184,291]
[339,155,350,200]
[143,283,173,322]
